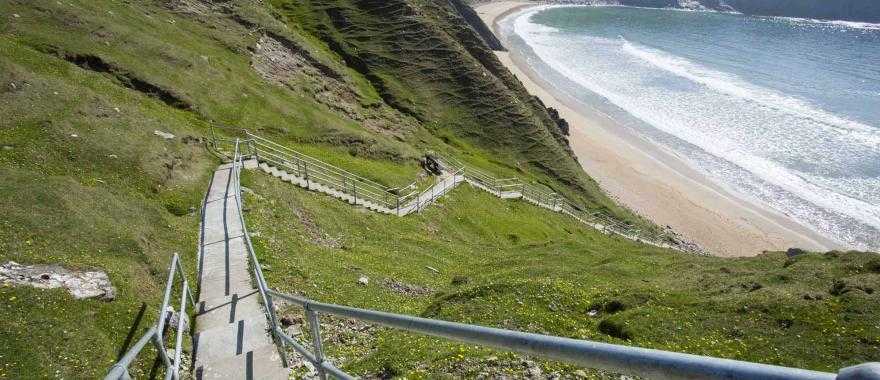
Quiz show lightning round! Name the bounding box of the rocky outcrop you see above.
[0,261,117,300]
[250,34,417,140]
[449,0,507,51]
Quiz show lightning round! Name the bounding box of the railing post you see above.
[156,256,178,337]
[303,162,310,188]
[166,281,188,380]
[352,182,358,204]
[265,293,290,368]
[396,195,401,216]
[152,330,173,375]
[306,307,328,380]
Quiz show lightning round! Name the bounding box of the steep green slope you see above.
[0,0,626,377]
[266,0,623,212]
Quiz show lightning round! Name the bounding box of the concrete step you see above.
[200,238,250,277]
[196,290,266,333]
[199,287,260,314]
[206,169,232,203]
[202,200,244,247]
[195,343,288,380]
[243,159,259,170]
[194,316,275,364]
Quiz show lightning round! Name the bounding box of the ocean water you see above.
[499,6,880,250]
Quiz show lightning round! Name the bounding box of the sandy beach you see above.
[476,1,841,257]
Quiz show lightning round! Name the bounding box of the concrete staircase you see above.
[193,164,288,380]
[234,131,693,253]
[258,161,464,216]
[260,162,395,214]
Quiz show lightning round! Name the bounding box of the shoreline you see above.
[476,1,841,257]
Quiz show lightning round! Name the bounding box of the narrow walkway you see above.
[396,171,465,215]
[193,164,288,379]
[259,162,465,216]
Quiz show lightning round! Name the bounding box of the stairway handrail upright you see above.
[246,131,391,192]
[105,252,195,380]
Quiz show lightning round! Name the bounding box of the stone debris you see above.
[357,275,369,286]
[153,130,175,140]
[251,34,415,139]
[278,313,376,379]
[164,305,190,332]
[382,278,433,297]
[0,261,116,300]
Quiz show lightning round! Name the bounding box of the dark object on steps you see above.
[422,154,445,176]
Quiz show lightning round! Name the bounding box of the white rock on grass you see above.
[0,261,116,300]
[357,276,369,286]
[165,306,190,331]
[153,130,175,140]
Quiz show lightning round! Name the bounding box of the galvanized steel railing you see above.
[246,131,401,212]
[263,290,879,380]
[242,131,467,217]
[105,253,196,380]
[225,140,879,380]
[433,154,684,252]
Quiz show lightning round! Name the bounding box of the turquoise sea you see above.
[500,6,880,250]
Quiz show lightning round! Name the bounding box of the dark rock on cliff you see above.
[547,107,570,136]
[449,0,506,51]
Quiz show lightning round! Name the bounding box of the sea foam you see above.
[509,6,880,249]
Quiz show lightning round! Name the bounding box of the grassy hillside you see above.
[0,0,627,377]
[245,171,880,378]
[0,0,877,378]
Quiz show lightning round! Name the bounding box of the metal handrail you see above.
[250,139,396,209]
[253,142,391,197]
[264,289,878,380]
[105,253,194,380]
[246,132,390,192]
[230,140,289,367]
[432,154,683,250]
